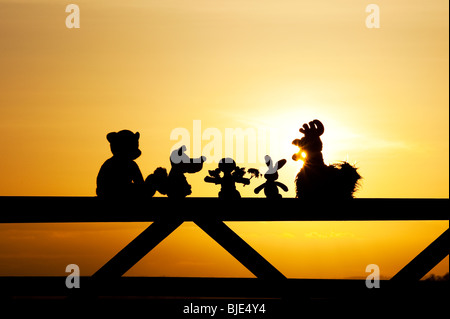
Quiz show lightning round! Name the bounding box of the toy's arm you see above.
[275,182,289,192]
[204,176,220,184]
[254,183,266,194]
[132,161,145,184]
[236,177,251,186]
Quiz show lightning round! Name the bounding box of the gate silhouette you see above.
[0,197,448,299]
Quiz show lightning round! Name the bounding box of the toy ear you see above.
[106,132,117,143]
[135,132,140,140]
[264,155,273,169]
[276,159,287,170]
[177,145,187,156]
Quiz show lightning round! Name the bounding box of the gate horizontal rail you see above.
[0,197,448,223]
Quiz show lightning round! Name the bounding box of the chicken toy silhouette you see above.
[292,120,361,199]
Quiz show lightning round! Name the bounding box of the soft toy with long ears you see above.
[254,155,288,199]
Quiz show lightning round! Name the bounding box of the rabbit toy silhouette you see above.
[254,155,289,199]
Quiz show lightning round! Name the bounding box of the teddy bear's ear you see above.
[106,132,117,143]
[276,159,287,171]
[135,132,140,140]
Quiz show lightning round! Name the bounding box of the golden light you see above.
[0,0,448,281]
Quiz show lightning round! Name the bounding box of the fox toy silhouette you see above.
[254,156,289,199]
[166,145,206,199]
[292,120,361,199]
[143,146,205,199]
[204,158,251,199]
[96,130,144,198]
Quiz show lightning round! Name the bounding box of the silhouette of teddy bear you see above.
[204,158,252,199]
[292,120,361,199]
[96,130,144,198]
[166,145,206,199]
[254,155,288,199]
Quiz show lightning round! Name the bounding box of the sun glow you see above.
[294,152,306,169]
[0,0,447,281]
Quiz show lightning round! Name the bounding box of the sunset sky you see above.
[0,0,448,278]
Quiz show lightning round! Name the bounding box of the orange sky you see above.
[0,0,448,278]
[0,221,448,279]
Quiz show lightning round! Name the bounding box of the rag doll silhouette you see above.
[204,158,253,199]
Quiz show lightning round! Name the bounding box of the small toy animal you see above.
[292,120,361,199]
[166,145,206,199]
[254,155,288,199]
[204,158,251,199]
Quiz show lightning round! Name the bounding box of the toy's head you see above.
[170,145,206,173]
[218,158,237,174]
[292,120,324,161]
[264,155,286,181]
[107,130,141,160]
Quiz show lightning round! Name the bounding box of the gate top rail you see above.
[0,197,448,223]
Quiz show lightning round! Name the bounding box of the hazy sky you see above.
[0,0,448,198]
[0,0,448,278]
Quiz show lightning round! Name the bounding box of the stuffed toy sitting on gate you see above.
[96,130,144,198]
[165,145,206,199]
